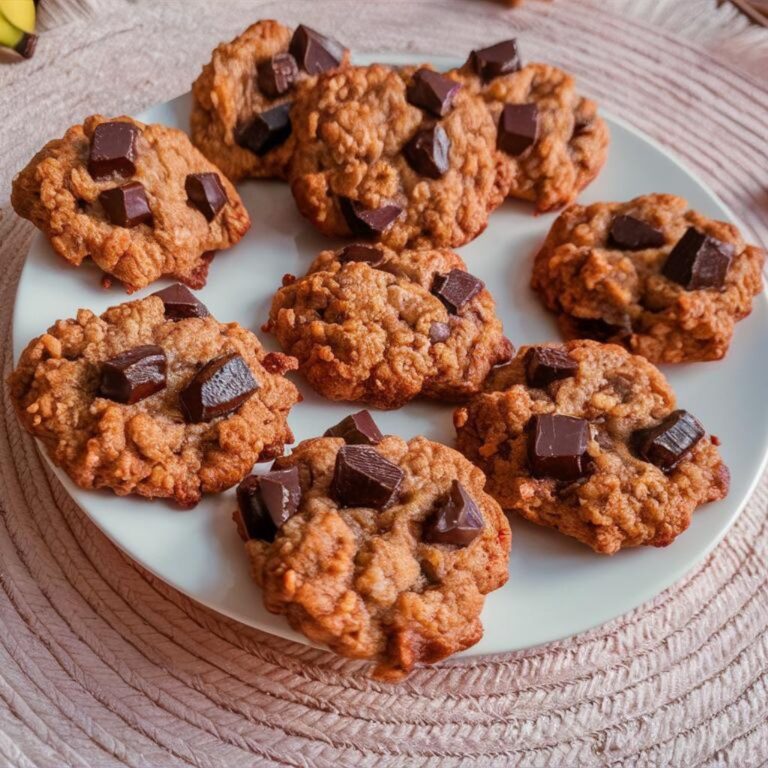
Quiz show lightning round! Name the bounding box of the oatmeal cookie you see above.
[268,244,513,409]
[11,115,250,291]
[234,421,511,680]
[450,40,609,212]
[288,63,513,250]
[531,194,765,362]
[9,290,299,506]
[190,20,349,181]
[454,340,729,554]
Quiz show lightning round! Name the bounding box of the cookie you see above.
[454,340,729,554]
[9,289,299,506]
[233,420,511,680]
[531,194,765,362]
[190,20,349,182]
[288,63,513,250]
[268,244,513,409]
[11,115,250,291]
[450,39,609,212]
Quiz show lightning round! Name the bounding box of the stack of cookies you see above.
[8,20,764,680]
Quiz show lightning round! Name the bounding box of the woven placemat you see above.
[1,1,767,765]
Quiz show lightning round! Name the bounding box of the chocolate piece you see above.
[324,410,383,445]
[528,414,592,481]
[497,103,539,156]
[431,269,483,314]
[185,173,227,221]
[468,39,521,82]
[257,52,299,98]
[151,283,210,320]
[289,24,346,75]
[571,315,632,342]
[662,227,734,290]
[98,345,166,405]
[403,125,451,179]
[339,198,403,238]
[236,466,301,541]
[406,68,461,117]
[633,409,704,471]
[424,480,483,546]
[429,322,451,343]
[88,121,140,180]
[337,244,384,266]
[236,102,292,155]
[608,215,665,251]
[525,347,578,388]
[98,181,153,228]
[331,445,403,509]
[179,353,259,423]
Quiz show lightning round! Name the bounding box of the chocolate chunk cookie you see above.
[531,194,765,362]
[11,115,250,292]
[190,20,349,181]
[454,340,729,554]
[268,245,513,409]
[450,40,609,212]
[234,426,511,680]
[288,64,513,250]
[9,291,299,506]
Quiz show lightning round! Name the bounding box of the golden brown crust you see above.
[454,340,729,554]
[190,20,349,182]
[9,295,299,506]
[288,64,513,249]
[242,435,511,680]
[269,246,512,409]
[451,62,609,212]
[11,115,250,291]
[531,194,765,362]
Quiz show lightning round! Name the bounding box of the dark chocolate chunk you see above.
[429,322,451,343]
[98,345,166,405]
[497,103,539,156]
[236,466,301,542]
[236,102,292,155]
[525,347,578,388]
[528,414,592,481]
[339,198,402,238]
[98,181,153,228]
[337,244,384,266]
[406,68,461,117]
[179,353,259,423]
[431,269,484,314]
[608,215,665,251]
[570,315,632,342]
[424,480,484,546]
[403,125,451,179]
[468,39,521,82]
[88,121,140,180]
[185,173,227,221]
[324,410,383,445]
[289,24,346,75]
[257,52,299,98]
[151,283,210,320]
[331,445,403,509]
[662,227,734,290]
[633,409,704,472]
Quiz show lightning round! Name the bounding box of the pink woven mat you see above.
[1,1,767,766]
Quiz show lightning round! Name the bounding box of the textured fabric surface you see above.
[1,1,767,765]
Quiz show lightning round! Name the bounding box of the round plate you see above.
[12,55,768,658]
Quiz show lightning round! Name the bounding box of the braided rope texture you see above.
[1,1,767,765]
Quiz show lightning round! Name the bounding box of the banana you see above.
[0,0,36,34]
[0,9,36,57]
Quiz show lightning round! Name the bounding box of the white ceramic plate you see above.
[12,54,768,658]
